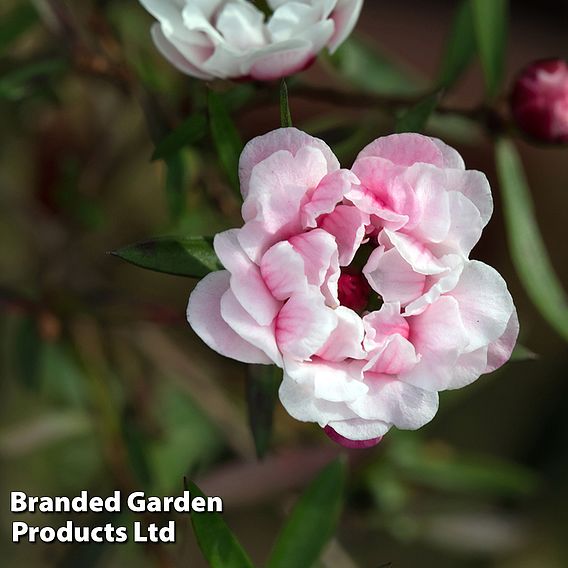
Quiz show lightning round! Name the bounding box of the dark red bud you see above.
[510,58,568,143]
[337,271,371,312]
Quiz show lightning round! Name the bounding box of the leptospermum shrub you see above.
[187,129,518,447]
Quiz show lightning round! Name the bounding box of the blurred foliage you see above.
[1,1,567,567]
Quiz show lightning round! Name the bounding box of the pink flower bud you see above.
[511,58,568,143]
[338,271,371,312]
[324,426,383,449]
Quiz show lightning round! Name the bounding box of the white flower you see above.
[139,0,363,81]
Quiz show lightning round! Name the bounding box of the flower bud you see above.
[510,58,568,143]
[337,271,371,312]
[324,426,383,449]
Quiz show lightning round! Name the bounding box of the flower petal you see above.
[187,271,271,364]
[317,306,366,361]
[451,261,516,352]
[276,291,338,360]
[214,230,282,326]
[239,128,339,199]
[220,289,282,365]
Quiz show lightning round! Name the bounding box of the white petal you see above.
[187,271,271,364]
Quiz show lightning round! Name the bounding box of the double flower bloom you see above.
[187,128,518,446]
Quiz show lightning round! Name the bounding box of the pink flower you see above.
[187,128,518,446]
[138,0,363,81]
[511,58,568,143]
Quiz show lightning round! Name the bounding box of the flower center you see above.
[338,271,371,313]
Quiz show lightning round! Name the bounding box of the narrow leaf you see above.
[246,365,281,459]
[471,0,508,98]
[187,480,254,568]
[510,343,538,362]
[208,90,243,195]
[279,79,293,128]
[267,457,347,568]
[396,92,440,133]
[0,58,66,101]
[496,138,568,342]
[330,37,423,96]
[111,236,221,278]
[397,451,537,497]
[165,154,187,222]
[437,1,476,88]
[151,114,207,162]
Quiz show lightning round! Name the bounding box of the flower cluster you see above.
[187,128,518,447]
[139,0,363,81]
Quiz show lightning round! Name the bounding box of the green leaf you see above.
[208,90,243,195]
[150,386,221,495]
[121,410,152,487]
[267,457,347,568]
[397,452,537,497]
[396,92,440,133]
[111,236,222,278]
[187,480,254,568]
[510,343,538,362]
[437,1,476,88]
[0,58,66,101]
[471,0,508,98]
[246,365,281,459]
[165,154,187,222]
[496,138,568,342]
[279,79,293,128]
[0,4,38,54]
[151,114,207,162]
[330,37,423,96]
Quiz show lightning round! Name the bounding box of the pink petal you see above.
[186,271,271,364]
[356,133,447,168]
[239,146,330,262]
[363,303,410,351]
[383,230,449,275]
[317,306,366,362]
[485,310,520,373]
[450,261,516,352]
[276,292,338,360]
[249,40,315,81]
[260,241,308,300]
[214,230,281,326]
[285,357,368,403]
[327,0,364,53]
[402,296,469,391]
[302,169,358,228]
[364,334,419,375]
[432,191,483,257]
[348,374,439,429]
[151,25,214,80]
[319,205,369,266]
[220,289,282,365]
[239,128,339,200]
[363,246,426,305]
[445,169,493,228]
[430,137,466,169]
[401,163,451,240]
[290,229,340,307]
